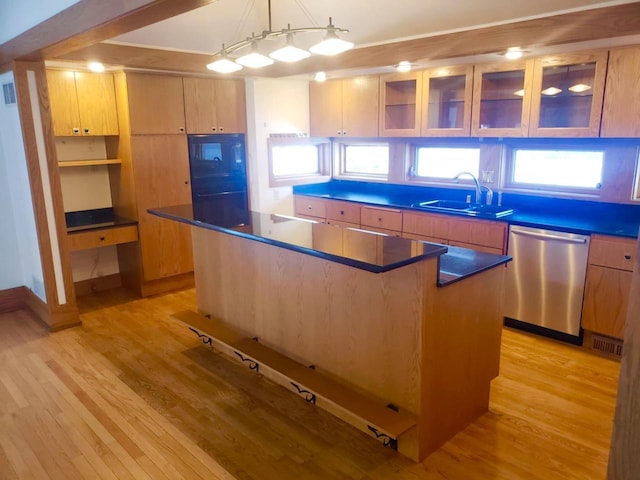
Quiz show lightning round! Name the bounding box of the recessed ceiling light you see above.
[88,62,105,72]
[396,61,411,72]
[504,47,524,60]
[314,71,327,82]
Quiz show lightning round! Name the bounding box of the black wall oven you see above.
[188,134,249,227]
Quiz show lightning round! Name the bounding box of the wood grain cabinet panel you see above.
[294,196,327,220]
[126,73,186,134]
[582,234,636,339]
[528,50,608,138]
[471,60,534,137]
[379,72,422,136]
[310,76,379,137]
[183,77,246,134]
[582,265,632,339]
[601,46,640,137]
[47,70,118,136]
[325,200,361,225]
[67,225,138,251]
[130,135,193,281]
[421,65,473,136]
[589,235,636,271]
[361,206,402,233]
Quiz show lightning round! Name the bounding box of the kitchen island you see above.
[150,205,510,461]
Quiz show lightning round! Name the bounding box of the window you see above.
[334,142,390,179]
[412,146,480,179]
[508,148,604,191]
[268,137,331,187]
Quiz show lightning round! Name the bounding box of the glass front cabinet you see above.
[529,51,608,137]
[421,65,473,136]
[471,60,534,137]
[379,72,422,136]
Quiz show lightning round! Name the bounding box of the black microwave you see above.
[187,134,246,181]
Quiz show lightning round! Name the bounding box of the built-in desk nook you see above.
[150,204,511,461]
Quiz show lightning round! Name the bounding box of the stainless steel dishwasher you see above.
[504,225,590,342]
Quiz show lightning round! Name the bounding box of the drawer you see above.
[447,217,506,251]
[588,235,636,271]
[402,211,450,238]
[361,206,402,232]
[68,225,138,251]
[325,200,361,225]
[294,196,326,219]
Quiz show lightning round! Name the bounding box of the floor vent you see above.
[590,333,623,358]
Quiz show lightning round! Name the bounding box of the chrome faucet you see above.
[453,171,494,205]
[453,171,482,204]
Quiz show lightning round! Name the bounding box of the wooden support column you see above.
[607,235,640,479]
[12,60,79,330]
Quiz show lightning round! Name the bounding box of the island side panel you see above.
[191,226,435,414]
[418,264,506,458]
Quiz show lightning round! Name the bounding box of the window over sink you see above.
[406,142,481,185]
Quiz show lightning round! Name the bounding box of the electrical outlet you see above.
[482,170,495,183]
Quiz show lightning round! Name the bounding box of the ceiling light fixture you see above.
[504,47,525,60]
[314,71,327,82]
[88,62,105,72]
[396,61,412,73]
[206,0,353,74]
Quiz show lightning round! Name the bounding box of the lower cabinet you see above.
[294,196,362,228]
[582,234,636,339]
[361,206,403,236]
[403,211,507,253]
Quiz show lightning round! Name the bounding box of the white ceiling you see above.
[108,0,635,57]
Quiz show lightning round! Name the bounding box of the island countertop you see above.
[149,204,510,284]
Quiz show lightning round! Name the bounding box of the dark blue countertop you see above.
[294,180,640,238]
[149,204,511,285]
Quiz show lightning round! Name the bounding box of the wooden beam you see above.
[608,234,640,478]
[0,0,218,67]
[49,2,640,77]
[12,60,79,330]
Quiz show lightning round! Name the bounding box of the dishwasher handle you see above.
[510,228,588,244]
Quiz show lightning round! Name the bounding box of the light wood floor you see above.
[0,288,620,479]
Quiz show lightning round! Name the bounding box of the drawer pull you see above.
[624,255,632,260]
[378,217,382,222]
[340,210,344,215]
[99,236,105,241]
[307,205,312,210]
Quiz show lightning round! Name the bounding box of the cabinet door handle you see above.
[99,236,105,241]
[307,205,313,210]
[624,254,632,260]
[84,128,90,134]
[337,130,341,135]
[219,127,224,132]
[179,127,185,133]
[184,180,189,185]
[340,210,344,215]
[72,127,80,134]
[343,131,347,135]
[212,127,217,132]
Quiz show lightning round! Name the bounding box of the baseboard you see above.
[74,273,122,297]
[140,272,194,297]
[0,286,27,313]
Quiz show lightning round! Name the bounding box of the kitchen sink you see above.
[412,200,514,218]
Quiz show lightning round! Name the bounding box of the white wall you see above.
[0,71,46,299]
[245,77,310,214]
[0,0,80,44]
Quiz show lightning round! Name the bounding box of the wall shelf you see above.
[58,158,121,168]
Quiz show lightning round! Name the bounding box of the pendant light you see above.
[309,18,354,56]
[269,32,311,63]
[236,41,275,68]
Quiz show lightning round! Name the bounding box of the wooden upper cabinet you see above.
[379,72,422,136]
[529,51,608,137]
[126,73,186,134]
[421,65,473,136]
[309,76,379,137]
[601,46,640,137]
[471,60,534,137]
[46,70,118,136]
[183,77,246,134]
